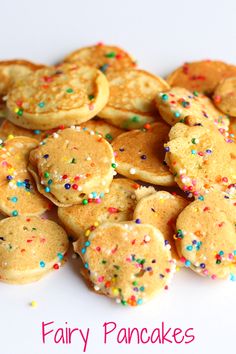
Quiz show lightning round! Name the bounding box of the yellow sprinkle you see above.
[7,134,14,140]
[176,266,180,272]
[8,168,14,173]
[93,221,99,227]
[14,108,19,113]
[85,230,90,237]
[30,301,38,308]
[112,288,119,296]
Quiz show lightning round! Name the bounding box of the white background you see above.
[1,0,236,353]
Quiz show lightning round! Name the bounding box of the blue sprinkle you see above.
[57,253,64,260]
[34,130,41,135]
[45,187,50,193]
[81,248,86,254]
[84,262,89,269]
[185,260,191,267]
[11,197,18,203]
[137,299,143,305]
[40,261,45,268]
[85,241,90,247]
[174,111,181,118]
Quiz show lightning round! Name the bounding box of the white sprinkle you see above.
[53,133,59,138]
[129,168,136,175]
[94,285,100,291]
[144,235,151,242]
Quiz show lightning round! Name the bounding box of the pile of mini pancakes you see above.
[0,44,235,307]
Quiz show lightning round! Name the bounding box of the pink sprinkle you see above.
[228,253,234,260]
[180,257,186,263]
[89,104,94,111]
[211,274,217,280]
[95,198,101,203]
[203,269,208,275]
[108,207,119,214]
[98,276,104,282]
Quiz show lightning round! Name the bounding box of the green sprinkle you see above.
[17,108,23,116]
[71,158,76,164]
[131,116,140,122]
[88,94,94,100]
[105,52,116,58]
[105,133,113,141]
[44,172,49,178]
[111,163,117,168]
[102,260,107,264]
[12,210,18,216]
[38,102,45,108]
[82,199,88,205]
[66,88,74,93]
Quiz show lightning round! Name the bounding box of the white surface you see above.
[1,1,236,353]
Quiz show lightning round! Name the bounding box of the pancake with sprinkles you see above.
[83,222,175,306]
[0,136,49,216]
[6,64,109,130]
[28,127,115,206]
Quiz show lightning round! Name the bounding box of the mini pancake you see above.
[0,59,44,98]
[0,136,49,216]
[98,69,169,129]
[133,190,189,262]
[0,60,44,118]
[0,119,50,141]
[213,77,236,117]
[63,43,136,75]
[60,178,137,248]
[28,127,115,206]
[112,122,175,186]
[167,60,236,95]
[175,190,236,280]
[156,87,229,130]
[0,216,69,284]
[165,122,236,198]
[6,64,109,130]
[80,118,123,142]
[83,222,175,306]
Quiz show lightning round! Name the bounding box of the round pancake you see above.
[133,190,189,262]
[28,127,115,206]
[112,122,175,185]
[98,69,170,129]
[0,59,44,98]
[175,190,236,279]
[0,119,50,141]
[0,60,44,120]
[0,136,49,216]
[80,118,123,142]
[63,43,136,75]
[83,222,175,306]
[6,64,109,130]
[165,122,236,198]
[60,178,137,248]
[167,60,236,95]
[213,77,236,117]
[0,216,69,284]
[156,87,229,130]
